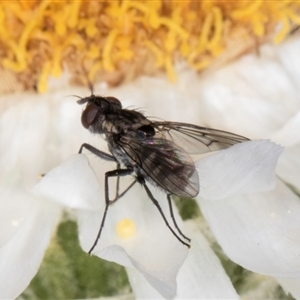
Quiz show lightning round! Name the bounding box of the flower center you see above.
[115,218,136,239]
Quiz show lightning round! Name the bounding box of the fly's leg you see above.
[79,143,116,162]
[109,163,137,203]
[79,144,137,202]
[79,143,137,254]
[138,176,190,248]
[110,178,138,203]
[113,163,121,200]
[88,167,133,255]
[167,194,191,242]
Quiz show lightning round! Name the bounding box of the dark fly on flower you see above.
[78,94,249,254]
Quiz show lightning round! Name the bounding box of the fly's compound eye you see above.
[81,104,99,129]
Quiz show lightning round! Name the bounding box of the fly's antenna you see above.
[85,71,94,96]
[80,59,95,96]
[63,94,87,105]
[65,94,82,100]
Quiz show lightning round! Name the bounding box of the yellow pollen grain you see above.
[165,55,177,82]
[88,60,102,82]
[207,7,223,55]
[252,12,267,37]
[87,44,100,59]
[86,20,98,38]
[67,0,81,29]
[198,13,213,52]
[193,58,212,71]
[19,0,50,50]
[144,40,164,67]
[158,17,189,40]
[103,29,119,71]
[37,61,51,93]
[115,218,136,239]
[51,47,63,78]
[55,21,67,37]
[274,12,290,44]
[232,0,263,19]
[286,8,300,24]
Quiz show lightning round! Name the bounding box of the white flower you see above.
[0,34,299,299]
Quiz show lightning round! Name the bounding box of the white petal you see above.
[0,188,61,299]
[32,154,102,209]
[0,96,52,188]
[196,140,283,200]
[192,36,300,139]
[275,33,300,87]
[77,182,188,299]
[126,220,238,299]
[176,221,238,299]
[126,267,165,299]
[0,88,103,189]
[276,144,300,192]
[270,110,300,147]
[276,277,300,299]
[199,179,300,277]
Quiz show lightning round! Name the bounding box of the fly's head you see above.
[77,95,122,133]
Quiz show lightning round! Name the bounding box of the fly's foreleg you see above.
[88,167,133,255]
[79,143,116,162]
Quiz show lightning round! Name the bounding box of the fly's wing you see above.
[119,136,199,198]
[153,121,250,154]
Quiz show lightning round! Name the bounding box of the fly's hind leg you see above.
[137,176,190,248]
[167,194,191,242]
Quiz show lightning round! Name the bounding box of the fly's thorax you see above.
[101,119,120,134]
[102,110,152,135]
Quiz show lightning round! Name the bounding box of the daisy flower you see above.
[0,1,299,299]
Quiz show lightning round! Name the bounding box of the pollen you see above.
[115,218,136,239]
[0,1,299,93]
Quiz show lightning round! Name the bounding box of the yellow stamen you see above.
[87,44,100,60]
[193,58,212,71]
[67,0,82,29]
[103,29,119,72]
[198,13,213,52]
[144,40,164,67]
[19,0,50,52]
[274,11,290,44]
[88,60,102,82]
[37,61,51,93]
[286,7,300,24]
[232,1,263,19]
[207,7,223,56]
[252,12,267,37]
[51,47,62,78]
[165,55,176,82]
[0,1,300,92]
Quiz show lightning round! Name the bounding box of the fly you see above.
[78,94,249,254]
